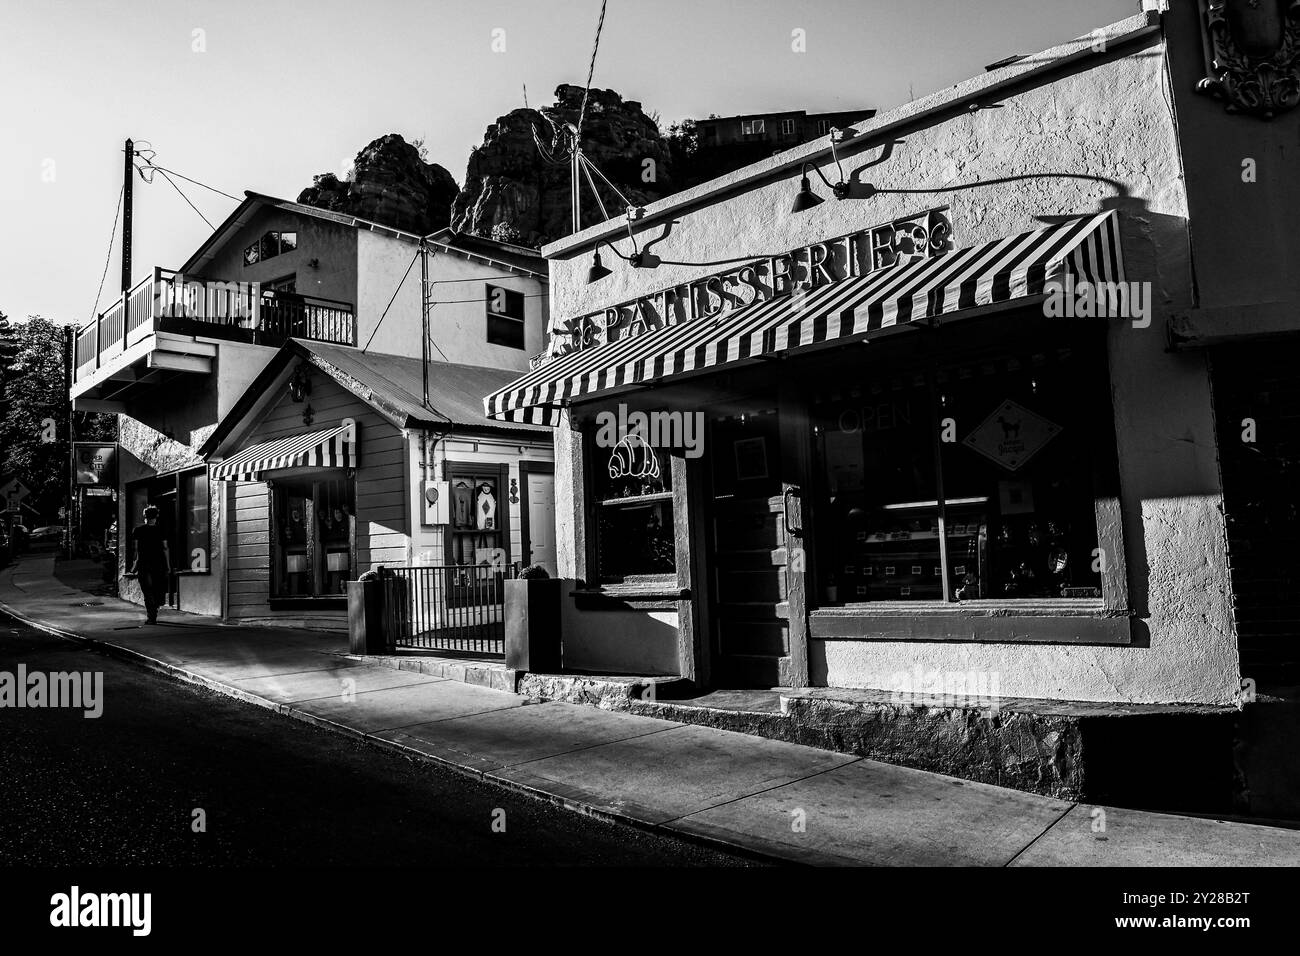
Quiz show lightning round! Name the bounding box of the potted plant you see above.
[347,569,385,655]
[505,564,562,672]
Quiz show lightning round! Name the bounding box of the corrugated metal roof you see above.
[301,341,549,433]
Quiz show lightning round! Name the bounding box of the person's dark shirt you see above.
[132,523,168,569]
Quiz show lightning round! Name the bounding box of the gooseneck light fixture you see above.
[586,249,612,284]
[791,129,857,213]
[791,161,850,213]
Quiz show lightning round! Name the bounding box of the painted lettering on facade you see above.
[548,208,953,358]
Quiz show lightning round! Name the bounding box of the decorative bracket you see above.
[1196,0,1300,118]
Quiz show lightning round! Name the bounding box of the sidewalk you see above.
[4,554,1299,866]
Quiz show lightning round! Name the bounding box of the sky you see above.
[0,0,1137,327]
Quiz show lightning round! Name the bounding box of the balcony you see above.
[72,267,355,409]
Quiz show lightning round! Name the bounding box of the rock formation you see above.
[451,85,677,247]
[297,134,459,236]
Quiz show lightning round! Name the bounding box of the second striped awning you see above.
[485,211,1124,426]
[210,423,357,481]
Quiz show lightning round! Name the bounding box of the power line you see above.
[143,162,240,202]
[361,245,421,352]
[426,292,548,305]
[156,169,214,229]
[576,0,609,140]
[88,184,125,325]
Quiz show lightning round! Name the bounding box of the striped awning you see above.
[210,424,357,481]
[485,211,1124,426]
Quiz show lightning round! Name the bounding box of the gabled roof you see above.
[180,191,549,281]
[199,340,549,460]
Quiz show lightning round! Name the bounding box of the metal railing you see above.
[74,267,356,381]
[379,563,519,658]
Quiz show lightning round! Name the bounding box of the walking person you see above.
[129,505,171,624]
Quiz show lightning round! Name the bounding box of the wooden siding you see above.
[224,375,407,620]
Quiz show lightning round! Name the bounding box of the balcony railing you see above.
[74,267,355,381]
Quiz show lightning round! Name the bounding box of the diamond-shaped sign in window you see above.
[962,399,1062,471]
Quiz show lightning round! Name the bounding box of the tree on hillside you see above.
[0,315,116,522]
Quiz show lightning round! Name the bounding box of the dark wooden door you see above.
[708,408,806,688]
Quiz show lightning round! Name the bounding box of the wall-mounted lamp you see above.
[586,249,612,284]
[289,365,312,403]
[791,161,850,213]
[308,257,320,270]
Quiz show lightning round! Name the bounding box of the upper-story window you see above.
[779,118,796,136]
[741,118,766,136]
[244,231,298,267]
[486,284,526,350]
[816,119,832,137]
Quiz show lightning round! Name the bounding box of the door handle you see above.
[783,486,802,537]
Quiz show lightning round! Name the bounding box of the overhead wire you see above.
[87,184,125,325]
[576,0,609,141]
[155,168,215,230]
[144,162,241,202]
[361,244,421,353]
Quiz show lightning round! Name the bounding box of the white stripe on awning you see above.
[209,423,358,481]
[486,211,1124,425]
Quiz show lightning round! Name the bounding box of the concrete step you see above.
[348,653,517,693]
[518,672,690,709]
[635,686,1242,813]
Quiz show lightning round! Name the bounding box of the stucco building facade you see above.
[486,4,1300,705]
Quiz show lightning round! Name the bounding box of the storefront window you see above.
[812,343,1103,603]
[181,468,210,573]
[446,468,504,566]
[593,427,676,582]
[272,475,354,598]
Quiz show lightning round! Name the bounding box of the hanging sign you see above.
[74,443,118,487]
[963,401,1062,472]
[549,207,953,358]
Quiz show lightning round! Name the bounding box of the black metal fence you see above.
[378,564,518,658]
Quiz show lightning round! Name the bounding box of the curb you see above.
[0,596,785,867]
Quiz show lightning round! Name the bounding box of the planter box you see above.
[347,579,385,655]
[505,578,563,673]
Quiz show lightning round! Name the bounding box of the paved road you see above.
[0,617,753,866]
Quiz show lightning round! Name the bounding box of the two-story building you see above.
[72,192,553,628]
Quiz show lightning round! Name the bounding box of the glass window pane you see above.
[260,233,279,262]
[182,470,209,572]
[591,409,676,581]
[244,242,259,266]
[937,347,1102,600]
[487,315,525,350]
[598,499,675,580]
[279,232,298,254]
[812,374,940,602]
[277,484,310,596]
[315,476,352,595]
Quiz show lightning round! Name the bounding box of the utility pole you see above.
[121,138,133,296]
[420,239,430,410]
[64,326,75,559]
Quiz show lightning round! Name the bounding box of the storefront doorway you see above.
[706,401,809,688]
[1212,341,1300,685]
